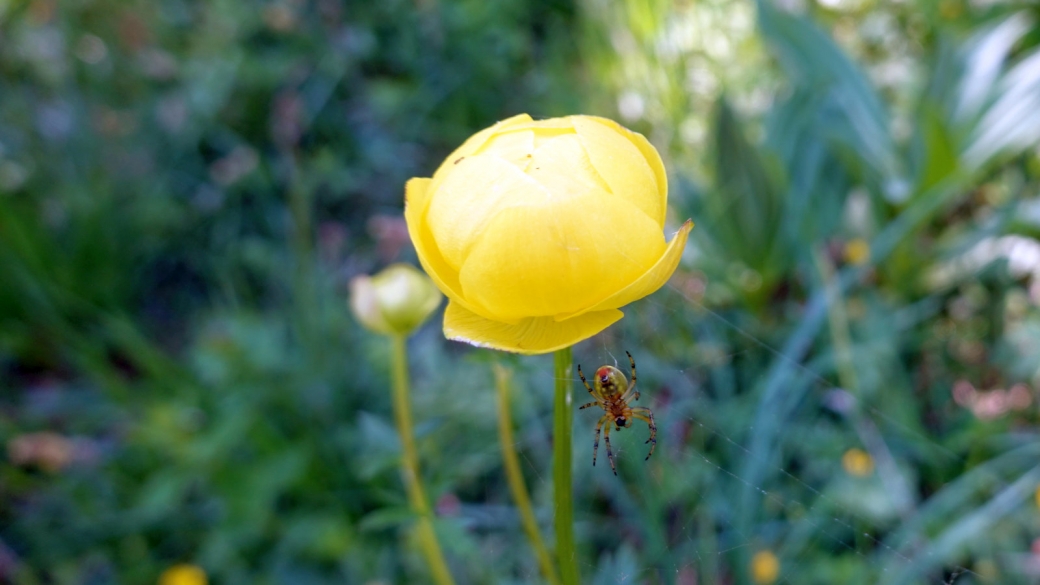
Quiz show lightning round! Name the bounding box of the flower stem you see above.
[390,335,455,585]
[553,346,580,585]
[494,364,562,585]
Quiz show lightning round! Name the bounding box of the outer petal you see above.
[426,155,551,270]
[493,116,576,133]
[404,178,466,304]
[444,300,623,355]
[581,117,667,200]
[348,274,391,335]
[623,128,668,216]
[459,188,665,321]
[484,117,577,151]
[406,177,522,324]
[523,134,612,197]
[555,219,693,320]
[430,114,534,180]
[572,116,665,226]
[474,129,535,167]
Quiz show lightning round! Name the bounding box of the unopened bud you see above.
[350,263,442,336]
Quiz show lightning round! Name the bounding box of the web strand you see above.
[566,282,1006,583]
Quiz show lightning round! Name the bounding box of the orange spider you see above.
[578,351,657,476]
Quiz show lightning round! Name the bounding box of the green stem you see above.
[813,248,859,395]
[494,364,562,585]
[553,346,579,585]
[390,335,455,585]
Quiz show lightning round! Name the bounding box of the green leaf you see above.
[885,462,1040,584]
[358,507,417,532]
[706,97,786,280]
[917,105,960,193]
[756,0,898,180]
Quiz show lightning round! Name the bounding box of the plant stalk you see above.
[553,346,579,585]
[390,335,455,585]
[494,364,562,585]
[815,249,914,517]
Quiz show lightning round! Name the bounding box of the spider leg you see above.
[627,351,636,387]
[577,364,603,403]
[619,352,640,403]
[592,415,608,467]
[603,422,617,476]
[632,407,657,461]
[578,401,599,410]
[619,385,640,404]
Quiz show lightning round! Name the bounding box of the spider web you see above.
[484,277,1039,585]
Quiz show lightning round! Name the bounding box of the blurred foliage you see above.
[4,0,1040,584]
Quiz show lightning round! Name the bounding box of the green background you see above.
[3,0,1040,583]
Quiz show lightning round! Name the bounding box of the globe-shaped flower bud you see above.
[350,263,443,337]
[405,114,692,354]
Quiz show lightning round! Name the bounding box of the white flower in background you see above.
[928,235,1040,299]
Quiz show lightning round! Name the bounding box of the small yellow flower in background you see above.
[1034,485,1040,509]
[350,263,443,337]
[405,114,692,354]
[158,564,207,585]
[750,550,780,584]
[842,448,875,477]
[843,238,871,265]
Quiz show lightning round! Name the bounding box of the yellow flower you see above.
[405,114,692,354]
[158,564,207,585]
[1034,485,1040,509]
[750,550,780,584]
[350,263,443,337]
[843,238,871,265]
[842,448,875,477]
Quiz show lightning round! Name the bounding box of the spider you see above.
[578,351,656,476]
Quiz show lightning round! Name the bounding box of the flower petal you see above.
[405,178,466,304]
[524,134,612,197]
[426,155,551,270]
[497,116,576,132]
[513,119,575,148]
[556,219,693,320]
[623,128,668,215]
[430,114,534,181]
[572,116,666,226]
[443,300,623,355]
[349,274,391,335]
[406,177,522,324]
[474,129,535,167]
[459,188,665,321]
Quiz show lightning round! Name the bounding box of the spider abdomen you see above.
[593,365,628,398]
